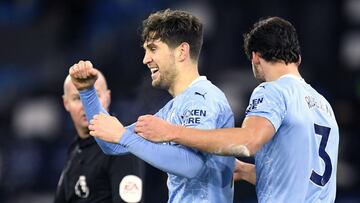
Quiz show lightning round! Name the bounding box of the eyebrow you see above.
[70,93,80,97]
[143,42,157,50]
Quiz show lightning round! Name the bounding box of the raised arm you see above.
[69,61,206,178]
[69,60,128,155]
[79,87,129,154]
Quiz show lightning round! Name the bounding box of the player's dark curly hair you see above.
[141,9,203,61]
[244,17,301,64]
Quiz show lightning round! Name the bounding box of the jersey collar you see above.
[77,136,96,149]
[279,74,305,83]
[188,76,207,87]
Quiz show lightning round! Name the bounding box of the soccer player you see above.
[54,74,143,203]
[136,16,340,202]
[69,9,235,203]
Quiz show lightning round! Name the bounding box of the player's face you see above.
[63,80,110,133]
[143,39,178,90]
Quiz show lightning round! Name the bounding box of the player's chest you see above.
[161,101,182,124]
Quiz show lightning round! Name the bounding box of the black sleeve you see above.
[107,153,144,203]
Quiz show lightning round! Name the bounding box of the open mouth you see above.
[81,114,87,121]
[150,67,160,80]
[150,67,159,74]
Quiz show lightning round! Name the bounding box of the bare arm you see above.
[136,115,275,156]
[233,159,256,185]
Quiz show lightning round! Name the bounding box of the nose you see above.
[143,51,152,65]
[79,105,85,114]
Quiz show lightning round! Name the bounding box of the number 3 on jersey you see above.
[310,124,332,186]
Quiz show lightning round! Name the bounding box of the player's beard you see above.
[152,58,178,91]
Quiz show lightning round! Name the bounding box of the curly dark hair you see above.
[244,17,301,64]
[141,9,203,61]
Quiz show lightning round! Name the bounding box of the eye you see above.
[72,96,80,101]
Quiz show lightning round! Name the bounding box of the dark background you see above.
[0,0,359,202]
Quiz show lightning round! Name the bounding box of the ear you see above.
[63,95,70,112]
[251,52,261,65]
[297,55,302,66]
[176,42,190,62]
[105,90,111,109]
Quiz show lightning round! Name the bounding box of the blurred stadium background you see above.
[0,0,359,202]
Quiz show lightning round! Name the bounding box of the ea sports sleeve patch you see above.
[119,175,142,203]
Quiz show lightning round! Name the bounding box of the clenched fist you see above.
[69,60,99,91]
[135,115,174,142]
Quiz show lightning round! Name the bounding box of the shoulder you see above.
[253,80,283,94]
[174,81,232,127]
[177,82,228,115]
[254,77,307,105]
[184,80,227,104]
[250,79,292,103]
[246,81,287,114]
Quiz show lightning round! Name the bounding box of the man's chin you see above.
[151,80,161,89]
[80,121,89,128]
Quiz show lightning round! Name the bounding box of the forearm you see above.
[242,163,256,185]
[169,116,275,157]
[79,86,108,119]
[234,161,256,185]
[120,129,205,178]
[79,87,127,155]
[172,126,255,157]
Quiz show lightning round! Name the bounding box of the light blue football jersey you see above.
[80,76,235,203]
[246,74,339,203]
[152,76,235,203]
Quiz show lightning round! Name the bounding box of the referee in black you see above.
[54,72,144,203]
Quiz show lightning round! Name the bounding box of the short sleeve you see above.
[245,83,286,131]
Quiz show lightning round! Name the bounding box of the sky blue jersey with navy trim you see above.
[79,76,235,203]
[246,75,339,203]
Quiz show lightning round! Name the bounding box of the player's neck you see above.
[169,62,199,97]
[265,62,301,82]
